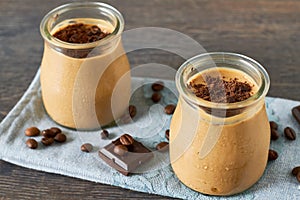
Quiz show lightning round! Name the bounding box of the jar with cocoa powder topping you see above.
[170,52,270,195]
[40,2,131,130]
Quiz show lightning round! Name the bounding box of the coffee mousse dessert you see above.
[40,18,131,129]
[170,66,270,195]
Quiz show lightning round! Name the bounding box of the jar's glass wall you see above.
[170,52,270,195]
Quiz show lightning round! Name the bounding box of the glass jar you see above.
[40,2,131,130]
[170,52,270,195]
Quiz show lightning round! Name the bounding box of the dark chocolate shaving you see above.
[188,76,253,103]
[53,23,110,44]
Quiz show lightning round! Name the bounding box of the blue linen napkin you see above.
[0,70,300,200]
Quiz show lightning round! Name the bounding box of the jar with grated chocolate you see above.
[40,2,131,130]
[170,52,270,196]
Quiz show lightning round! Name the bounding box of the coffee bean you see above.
[297,172,300,183]
[165,104,176,115]
[292,105,300,125]
[156,142,169,152]
[101,129,109,139]
[25,127,40,137]
[114,144,128,156]
[165,129,170,140]
[129,105,137,118]
[151,92,161,103]
[284,127,296,140]
[50,127,61,135]
[54,133,67,143]
[269,121,278,130]
[268,149,278,161]
[120,134,134,146]
[152,81,164,91]
[292,166,300,176]
[42,129,56,138]
[81,143,93,153]
[271,129,279,140]
[26,139,38,149]
[41,137,54,146]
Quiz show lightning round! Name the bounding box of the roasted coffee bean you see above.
[156,142,169,152]
[129,105,137,118]
[120,134,134,146]
[268,149,278,161]
[54,133,67,143]
[25,127,40,137]
[101,129,109,139]
[297,172,300,183]
[292,166,300,176]
[151,92,161,103]
[50,127,61,135]
[41,137,54,146]
[151,81,164,91]
[165,104,176,115]
[165,129,170,140]
[81,143,93,153]
[114,144,128,156]
[284,127,296,140]
[26,139,38,149]
[292,105,300,125]
[42,129,56,138]
[271,129,279,140]
[269,121,278,130]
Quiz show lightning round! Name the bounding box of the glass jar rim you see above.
[176,52,270,110]
[40,2,124,50]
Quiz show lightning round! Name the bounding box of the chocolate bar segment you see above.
[98,136,153,176]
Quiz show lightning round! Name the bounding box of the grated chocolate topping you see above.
[53,23,111,44]
[188,76,254,103]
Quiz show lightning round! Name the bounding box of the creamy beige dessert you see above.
[170,67,270,195]
[40,18,131,129]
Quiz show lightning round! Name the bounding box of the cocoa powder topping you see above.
[188,76,254,103]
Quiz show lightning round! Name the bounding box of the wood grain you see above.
[0,0,300,199]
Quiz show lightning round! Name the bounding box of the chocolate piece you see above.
[284,127,296,140]
[151,81,164,91]
[292,105,300,124]
[98,137,153,176]
[25,127,40,137]
[114,144,128,156]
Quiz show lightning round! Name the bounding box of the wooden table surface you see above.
[0,0,299,199]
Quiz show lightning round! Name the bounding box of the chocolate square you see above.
[98,138,153,176]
